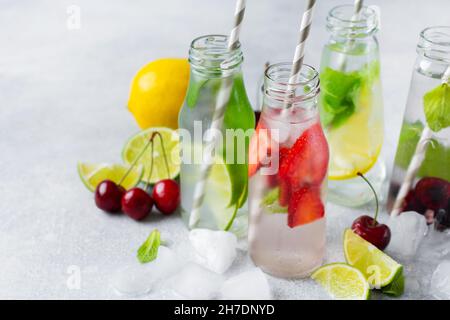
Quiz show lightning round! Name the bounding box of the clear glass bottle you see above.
[248,62,329,278]
[388,26,450,231]
[319,5,385,207]
[178,35,255,235]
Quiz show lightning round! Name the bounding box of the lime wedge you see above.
[311,263,370,300]
[184,144,239,230]
[77,162,144,192]
[344,229,403,289]
[122,127,180,184]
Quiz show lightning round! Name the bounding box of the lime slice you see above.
[311,263,370,300]
[184,144,239,230]
[344,229,403,289]
[327,83,383,180]
[77,162,144,192]
[122,127,180,184]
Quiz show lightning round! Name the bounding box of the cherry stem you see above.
[118,135,154,187]
[357,172,379,226]
[144,136,155,191]
[144,131,171,191]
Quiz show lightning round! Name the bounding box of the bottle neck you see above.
[263,63,320,120]
[416,26,450,66]
[326,5,378,41]
[188,34,243,78]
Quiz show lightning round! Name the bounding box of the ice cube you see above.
[110,246,181,297]
[430,260,450,300]
[110,264,153,297]
[220,267,271,300]
[387,211,428,260]
[189,229,237,274]
[168,263,224,299]
[263,117,290,144]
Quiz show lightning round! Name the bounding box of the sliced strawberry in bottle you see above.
[288,186,325,228]
[266,147,290,187]
[248,121,272,177]
[279,123,329,188]
[278,177,291,207]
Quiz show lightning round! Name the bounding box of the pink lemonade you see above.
[248,63,329,278]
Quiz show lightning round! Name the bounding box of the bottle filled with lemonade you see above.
[319,4,384,206]
[178,35,255,234]
[248,63,329,278]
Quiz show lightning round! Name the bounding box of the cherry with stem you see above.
[149,132,180,215]
[351,172,391,250]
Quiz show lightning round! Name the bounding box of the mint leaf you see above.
[261,187,279,206]
[319,61,380,129]
[260,187,288,214]
[394,121,450,181]
[423,83,450,132]
[319,67,362,128]
[137,229,161,263]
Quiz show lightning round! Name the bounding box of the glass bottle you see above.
[319,4,385,207]
[178,35,255,235]
[248,62,329,278]
[388,26,450,231]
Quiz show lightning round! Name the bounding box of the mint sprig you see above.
[137,229,161,263]
[423,83,450,132]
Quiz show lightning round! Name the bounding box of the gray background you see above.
[1,0,449,299]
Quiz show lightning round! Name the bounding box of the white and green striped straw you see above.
[189,0,246,228]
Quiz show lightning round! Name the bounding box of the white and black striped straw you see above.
[281,0,316,114]
[189,0,246,228]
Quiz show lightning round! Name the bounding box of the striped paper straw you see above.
[280,0,316,114]
[288,0,316,85]
[339,0,364,70]
[391,65,450,216]
[189,0,246,228]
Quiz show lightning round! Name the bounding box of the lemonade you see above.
[319,5,384,206]
[248,63,329,278]
[178,35,255,233]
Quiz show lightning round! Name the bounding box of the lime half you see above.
[78,162,144,192]
[344,229,403,289]
[311,263,370,300]
[122,127,180,184]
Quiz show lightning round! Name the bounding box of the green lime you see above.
[311,263,370,300]
[122,127,180,184]
[344,229,403,289]
[77,162,144,192]
[185,144,240,231]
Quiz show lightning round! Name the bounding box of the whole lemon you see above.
[128,58,189,129]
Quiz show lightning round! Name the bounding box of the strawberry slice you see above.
[248,121,272,177]
[266,147,290,188]
[279,123,329,189]
[278,178,291,207]
[288,187,325,228]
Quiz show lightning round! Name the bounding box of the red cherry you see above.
[402,189,426,214]
[152,179,180,215]
[95,180,125,213]
[351,215,391,250]
[351,173,391,250]
[415,177,449,211]
[121,188,153,220]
